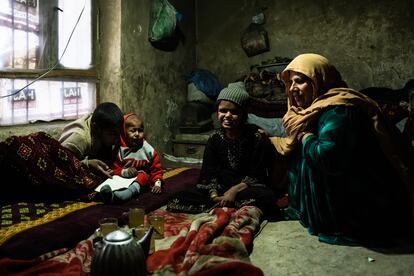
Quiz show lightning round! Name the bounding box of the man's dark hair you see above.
[91,102,123,130]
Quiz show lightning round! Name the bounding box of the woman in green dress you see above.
[271,53,414,245]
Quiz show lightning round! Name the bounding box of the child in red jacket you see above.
[101,112,163,203]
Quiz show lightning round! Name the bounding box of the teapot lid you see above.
[104,230,132,244]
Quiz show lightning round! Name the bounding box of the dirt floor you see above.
[250,220,414,276]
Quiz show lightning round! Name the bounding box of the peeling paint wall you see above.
[196,0,414,90]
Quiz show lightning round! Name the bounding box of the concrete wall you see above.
[195,0,414,90]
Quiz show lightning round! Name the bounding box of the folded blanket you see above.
[147,206,264,276]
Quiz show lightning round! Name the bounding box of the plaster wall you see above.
[195,0,414,90]
[119,0,196,154]
[0,121,66,142]
[5,0,411,151]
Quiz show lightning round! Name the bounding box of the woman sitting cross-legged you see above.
[270,53,414,245]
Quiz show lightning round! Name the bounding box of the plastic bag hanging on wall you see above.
[148,0,177,42]
[241,23,270,57]
[241,8,270,57]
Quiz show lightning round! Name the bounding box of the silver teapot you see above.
[91,226,153,276]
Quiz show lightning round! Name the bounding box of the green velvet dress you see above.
[285,105,411,245]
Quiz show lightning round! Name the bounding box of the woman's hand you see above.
[297,131,313,143]
[257,128,269,139]
[88,159,113,178]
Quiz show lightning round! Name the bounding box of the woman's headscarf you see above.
[280,53,347,108]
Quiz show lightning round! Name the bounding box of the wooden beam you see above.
[0,69,97,80]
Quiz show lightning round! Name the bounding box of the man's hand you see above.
[88,159,113,178]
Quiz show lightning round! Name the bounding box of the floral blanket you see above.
[147,206,264,276]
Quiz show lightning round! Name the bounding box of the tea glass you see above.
[99,217,118,237]
[128,207,145,228]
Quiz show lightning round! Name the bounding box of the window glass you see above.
[0,0,95,126]
[58,0,92,69]
[0,78,96,125]
[0,0,39,69]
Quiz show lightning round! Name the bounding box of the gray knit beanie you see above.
[216,81,250,108]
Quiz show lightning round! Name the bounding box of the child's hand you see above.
[151,179,162,194]
[125,167,138,177]
[151,186,162,194]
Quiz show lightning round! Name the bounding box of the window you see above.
[0,0,96,126]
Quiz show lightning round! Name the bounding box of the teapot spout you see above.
[137,225,153,258]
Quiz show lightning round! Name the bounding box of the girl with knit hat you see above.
[100,113,163,204]
[167,82,275,216]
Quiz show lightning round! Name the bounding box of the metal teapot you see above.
[91,226,154,276]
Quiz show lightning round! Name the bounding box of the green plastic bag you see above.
[148,0,177,42]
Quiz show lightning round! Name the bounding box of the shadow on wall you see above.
[149,25,185,52]
[360,79,414,104]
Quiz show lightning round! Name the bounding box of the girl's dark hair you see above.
[91,102,123,130]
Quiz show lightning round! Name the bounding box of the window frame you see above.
[0,0,99,126]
